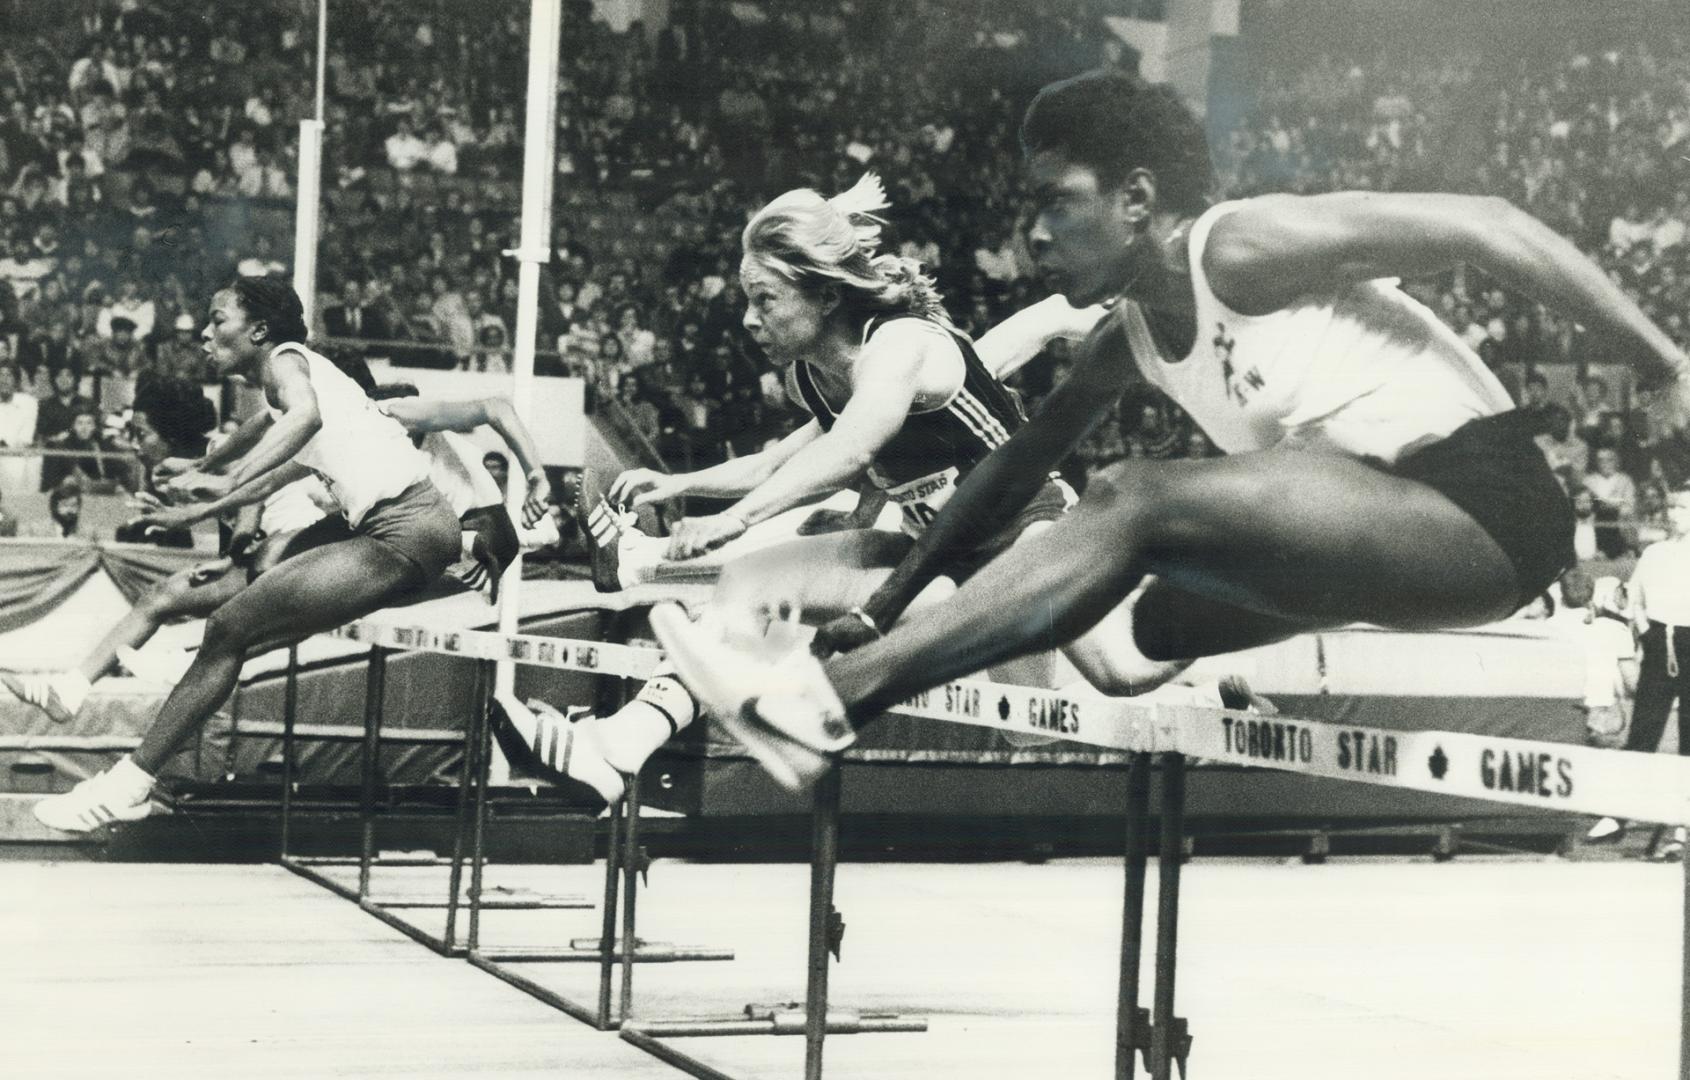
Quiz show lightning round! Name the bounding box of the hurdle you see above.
[283,612,733,1022]
[191,609,1690,1078]
[276,640,593,956]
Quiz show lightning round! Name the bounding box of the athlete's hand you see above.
[152,456,199,481]
[665,512,747,560]
[126,503,204,536]
[188,557,235,587]
[810,611,882,658]
[796,507,857,536]
[608,467,687,510]
[164,469,230,503]
[522,468,551,529]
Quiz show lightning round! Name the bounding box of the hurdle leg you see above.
[619,772,644,1022]
[1150,752,1190,1080]
[1681,844,1690,1080]
[467,658,494,953]
[279,645,300,860]
[357,646,389,900]
[1117,752,1153,1080]
[805,764,843,1080]
[440,658,488,954]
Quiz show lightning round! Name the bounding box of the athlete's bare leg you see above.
[825,449,1518,722]
[131,537,430,773]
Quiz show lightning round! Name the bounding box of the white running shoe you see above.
[649,603,853,792]
[1,670,91,724]
[118,645,196,687]
[489,691,626,805]
[1585,816,1624,843]
[33,757,155,833]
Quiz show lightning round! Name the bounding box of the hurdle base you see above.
[1117,1005,1193,1079]
[467,950,627,1030]
[620,1009,928,1080]
[476,940,734,963]
[624,1007,929,1037]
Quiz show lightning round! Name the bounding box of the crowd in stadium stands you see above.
[0,1,1689,563]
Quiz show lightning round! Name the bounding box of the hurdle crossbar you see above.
[325,615,1690,1079]
[320,609,732,1028]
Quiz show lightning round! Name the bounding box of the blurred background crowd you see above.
[0,0,1686,578]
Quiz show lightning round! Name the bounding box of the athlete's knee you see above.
[200,608,256,655]
[139,573,195,617]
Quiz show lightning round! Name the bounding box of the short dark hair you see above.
[132,374,217,455]
[1020,69,1214,215]
[226,275,309,346]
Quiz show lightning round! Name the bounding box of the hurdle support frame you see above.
[278,646,591,957]
[620,761,928,1080]
[461,616,735,1032]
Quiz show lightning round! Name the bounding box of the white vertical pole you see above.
[489,0,562,778]
[292,0,328,327]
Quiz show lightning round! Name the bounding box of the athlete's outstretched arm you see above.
[840,312,1136,635]
[610,420,825,508]
[658,327,933,560]
[1208,192,1688,389]
[973,294,1107,379]
[132,461,314,534]
[380,395,550,524]
[156,410,273,480]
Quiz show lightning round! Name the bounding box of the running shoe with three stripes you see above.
[577,468,635,593]
[32,757,155,833]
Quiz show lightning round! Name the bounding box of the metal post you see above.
[1150,752,1186,1080]
[619,773,643,1021]
[805,766,843,1080]
[279,645,300,859]
[1681,844,1690,1080]
[358,647,388,900]
[598,791,627,1025]
[467,659,494,952]
[442,659,488,952]
[1117,752,1152,1080]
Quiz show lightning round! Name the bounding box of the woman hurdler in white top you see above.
[32,277,461,832]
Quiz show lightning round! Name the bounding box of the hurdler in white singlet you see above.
[1115,200,1516,464]
[266,343,431,526]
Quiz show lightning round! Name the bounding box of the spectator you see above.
[40,408,120,492]
[97,279,155,341]
[1585,446,1639,521]
[0,361,39,493]
[1553,569,1638,753]
[34,365,94,444]
[1535,404,1590,477]
[384,115,428,171]
[24,478,88,539]
[0,487,18,537]
[152,313,206,381]
[1590,489,1690,854]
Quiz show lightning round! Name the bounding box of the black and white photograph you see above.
[3,0,1690,1076]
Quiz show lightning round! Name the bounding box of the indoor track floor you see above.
[3,855,1680,1079]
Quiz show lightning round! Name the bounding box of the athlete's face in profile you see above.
[1024,150,1138,306]
[202,289,262,376]
[1669,493,1690,538]
[739,261,827,366]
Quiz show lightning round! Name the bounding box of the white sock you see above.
[54,670,92,714]
[592,673,696,775]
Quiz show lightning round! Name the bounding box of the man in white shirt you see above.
[0,363,40,497]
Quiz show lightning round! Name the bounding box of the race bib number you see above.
[884,467,959,532]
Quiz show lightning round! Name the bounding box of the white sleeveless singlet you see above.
[267,343,430,526]
[1115,200,1515,464]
